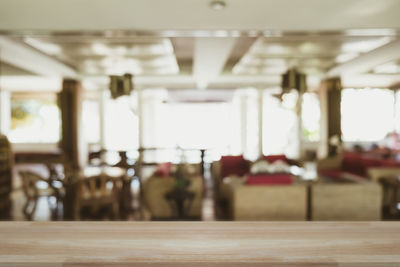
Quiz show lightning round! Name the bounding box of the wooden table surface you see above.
[1,222,400,266]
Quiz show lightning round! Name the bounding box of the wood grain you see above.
[0,222,400,266]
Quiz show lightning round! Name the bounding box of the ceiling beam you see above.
[223,37,257,73]
[193,37,237,89]
[69,74,282,90]
[0,36,77,77]
[341,74,400,88]
[327,39,400,78]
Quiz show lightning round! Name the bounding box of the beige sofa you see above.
[317,154,399,219]
[311,181,382,220]
[317,153,400,182]
[143,175,203,219]
[222,177,308,221]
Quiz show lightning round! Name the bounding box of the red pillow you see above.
[382,159,400,167]
[342,153,363,175]
[318,169,344,180]
[263,154,288,163]
[154,162,172,177]
[246,174,293,185]
[360,157,382,176]
[221,155,249,178]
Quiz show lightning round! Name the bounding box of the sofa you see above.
[311,178,382,221]
[226,177,307,221]
[212,154,295,200]
[317,152,400,215]
[143,163,203,220]
[214,153,384,221]
[212,154,307,221]
[318,151,400,181]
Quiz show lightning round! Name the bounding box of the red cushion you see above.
[318,169,365,181]
[360,157,382,176]
[154,162,172,177]
[318,169,345,179]
[246,174,293,185]
[342,153,364,176]
[263,154,288,163]
[221,155,249,178]
[382,159,400,167]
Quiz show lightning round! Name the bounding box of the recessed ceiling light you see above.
[210,0,226,10]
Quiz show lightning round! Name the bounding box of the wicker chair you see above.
[74,174,121,220]
[19,170,58,220]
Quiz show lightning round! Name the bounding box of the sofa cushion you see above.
[221,155,249,179]
[246,174,293,185]
[318,169,344,180]
[318,169,365,182]
[250,160,270,174]
[381,159,400,167]
[263,154,288,163]
[154,162,172,177]
[342,153,364,176]
[359,157,382,176]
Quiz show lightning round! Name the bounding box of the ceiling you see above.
[234,35,393,76]
[1,0,400,91]
[20,36,180,76]
[0,62,34,76]
[1,0,400,31]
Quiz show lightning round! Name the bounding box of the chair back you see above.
[19,171,42,199]
[77,174,120,200]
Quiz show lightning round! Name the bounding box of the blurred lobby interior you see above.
[1,0,400,222]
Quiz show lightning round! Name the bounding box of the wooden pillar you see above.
[319,77,342,158]
[58,79,85,170]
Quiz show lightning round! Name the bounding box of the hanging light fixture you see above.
[109,73,133,99]
[281,68,306,93]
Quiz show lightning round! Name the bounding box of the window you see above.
[164,103,233,150]
[262,91,299,158]
[302,92,320,142]
[341,88,394,142]
[9,93,61,143]
[140,89,242,162]
[104,94,139,151]
[394,90,400,134]
[144,102,236,162]
[82,99,101,144]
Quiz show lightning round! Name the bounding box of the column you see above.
[318,77,342,158]
[59,79,86,170]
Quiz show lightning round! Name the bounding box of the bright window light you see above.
[82,100,100,144]
[104,95,139,151]
[302,93,320,142]
[9,95,61,143]
[341,88,394,142]
[263,92,299,158]
[395,91,400,134]
[141,89,242,162]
